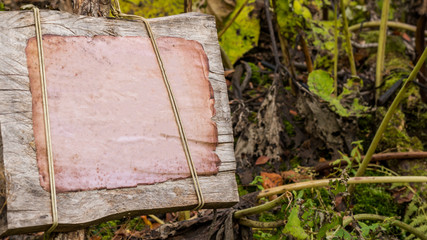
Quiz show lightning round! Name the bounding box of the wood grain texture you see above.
[0,10,237,235]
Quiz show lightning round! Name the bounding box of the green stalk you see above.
[375,0,390,103]
[239,218,285,228]
[234,192,289,219]
[339,0,356,76]
[333,1,339,95]
[349,20,421,33]
[343,214,427,240]
[258,176,427,198]
[349,47,427,193]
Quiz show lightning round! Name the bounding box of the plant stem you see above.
[349,47,427,193]
[184,0,192,13]
[333,1,339,95]
[299,30,313,73]
[234,192,289,219]
[218,0,249,39]
[348,20,427,34]
[148,214,165,224]
[343,214,427,240]
[375,0,390,103]
[339,0,356,76]
[239,218,285,228]
[258,176,427,198]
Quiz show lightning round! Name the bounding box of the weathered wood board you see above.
[0,10,238,236]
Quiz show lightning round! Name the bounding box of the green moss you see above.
[289,156,301,169]
[283,119,296,137]
[307,70,368,117]
[248,111,257,123]
[353,184,400,216]
[376,107,423,152]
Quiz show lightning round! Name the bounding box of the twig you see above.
[218,0,249,39]
[258,176,427,198]
[264,0,281,70]
[349,47,427,193]
[343,214,427,240]
[351,41,378,48]
[299,30,313,73]
[348,21,427,35]
[313,151,427,172]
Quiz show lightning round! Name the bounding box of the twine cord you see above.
[111,0,205,210]
[33,7,59,238]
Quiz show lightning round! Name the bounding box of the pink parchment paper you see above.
[26,36,220,193]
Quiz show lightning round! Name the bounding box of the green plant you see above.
[350,46,427,192]
[404,195,427,239]
[307,70,368,117]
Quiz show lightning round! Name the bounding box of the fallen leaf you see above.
[391,187,415,204]
[289,109,298,116]
[281,170,312,183]
[334,195,347,212]
[255,156,270,165]
[260,172,283,189]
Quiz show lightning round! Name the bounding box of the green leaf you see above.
[219,0,260,64]
[283,206,309,239]
[308,70,334,96]
[335,228,352,239]
[293,0,303,15]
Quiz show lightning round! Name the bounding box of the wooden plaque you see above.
[0,10,237,235]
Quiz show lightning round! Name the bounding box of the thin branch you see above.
[258,176,427,198]
[313,151,427,172]
[343,214,427,240]
[349,21,427,35]
[264,0,281,69]
[299,30,313,73]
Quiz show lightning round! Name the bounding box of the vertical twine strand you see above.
[33,7,59,237]
[111,0,205,210]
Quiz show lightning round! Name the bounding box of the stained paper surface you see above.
[26,36,219,192]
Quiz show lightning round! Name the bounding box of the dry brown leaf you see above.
[255,156,270,165]
[260,172,283,189]
[281,170,312,183]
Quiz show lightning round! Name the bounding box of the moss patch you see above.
[376,107,423,152]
